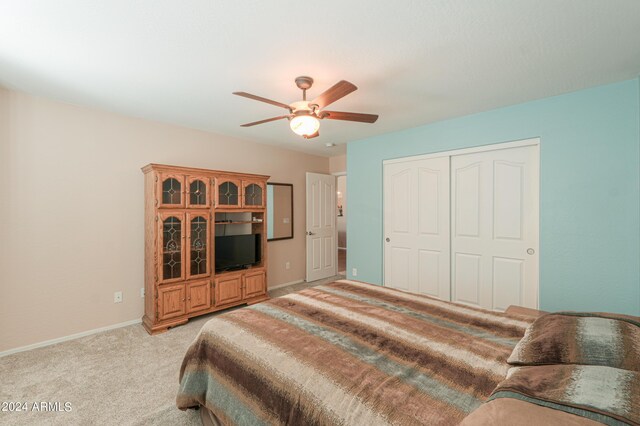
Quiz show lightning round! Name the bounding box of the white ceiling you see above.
[1,1,640,156]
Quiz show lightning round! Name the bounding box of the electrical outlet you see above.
[114,291,123,303]
[285,262,290,270]
[352,268,358,277]
[140,287,145,298]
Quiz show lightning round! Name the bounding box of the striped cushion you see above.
[508,312,640,371]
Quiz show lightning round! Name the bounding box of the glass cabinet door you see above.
[158,173,185,208]
[242,181,265,208]
[215,178,241,207]
[187,176,209,208]
[187,213,210,279]
[159,212,185,283]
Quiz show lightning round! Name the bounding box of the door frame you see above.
[383,138,540,165]
[382,137,540,305]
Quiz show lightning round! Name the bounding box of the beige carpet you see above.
[0,276,342,426]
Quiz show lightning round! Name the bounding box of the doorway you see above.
[337,175,347,275]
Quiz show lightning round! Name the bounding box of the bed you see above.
[177,279,638,425]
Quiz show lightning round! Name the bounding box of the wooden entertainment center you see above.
[141,163,269,334]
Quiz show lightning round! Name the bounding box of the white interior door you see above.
[306,172,337,282]
[451,145,539,309]
[383,157,451,299]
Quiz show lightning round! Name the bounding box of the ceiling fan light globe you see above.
[290,115,320,137]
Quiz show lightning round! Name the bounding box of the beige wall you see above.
[0,87,329,352]
[329,154,346,174]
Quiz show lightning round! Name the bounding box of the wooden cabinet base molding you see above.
[142,164,269,335]
[142,314,189,335]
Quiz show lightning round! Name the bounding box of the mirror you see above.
[267,183,293,241]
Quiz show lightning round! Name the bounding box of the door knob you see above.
[527,248,535,255]
[385,238,390,242]
[306,231,315,236]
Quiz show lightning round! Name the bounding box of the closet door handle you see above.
[385,238,390,242]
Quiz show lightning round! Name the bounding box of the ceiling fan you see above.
[233,76,378,139]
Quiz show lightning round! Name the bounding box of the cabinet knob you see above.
[385,237,390,242]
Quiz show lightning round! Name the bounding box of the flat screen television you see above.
[215,234,261,272]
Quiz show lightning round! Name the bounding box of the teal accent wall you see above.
[347,78,640,315]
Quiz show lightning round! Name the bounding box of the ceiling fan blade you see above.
[233,92,291,110]
[320,111,378,123]
[303,130,319,139]
[240,115,290,127]
[310,80,357,109]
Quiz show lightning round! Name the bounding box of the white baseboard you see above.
[0,318,142,358]
[338,247,347,251]
[2,277,329,357]
[268,279,304,290]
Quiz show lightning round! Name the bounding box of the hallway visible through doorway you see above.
[337,175,347,275]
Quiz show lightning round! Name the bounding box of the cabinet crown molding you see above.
[141,163,270,181]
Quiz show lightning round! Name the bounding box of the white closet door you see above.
[384,157,450,299]
[451,145,539,309]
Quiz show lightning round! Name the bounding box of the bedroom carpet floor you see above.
[0,276,342,426]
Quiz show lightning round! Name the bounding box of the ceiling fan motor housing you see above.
[289,101,316,118]
[294,76,314,90]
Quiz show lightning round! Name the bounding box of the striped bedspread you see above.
[177,280,534,425]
